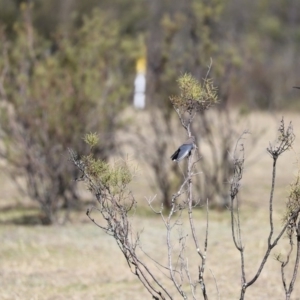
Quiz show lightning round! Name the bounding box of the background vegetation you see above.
[1,0,300,299]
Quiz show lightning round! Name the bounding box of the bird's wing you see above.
[170,148,180,160]
[176,144,193,161]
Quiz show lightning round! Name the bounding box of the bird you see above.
[171,136,195,162]
[293,87,300,89]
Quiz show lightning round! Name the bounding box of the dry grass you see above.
[1,110,300,299]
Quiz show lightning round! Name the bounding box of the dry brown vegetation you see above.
[1,1,300,299]
[1,111,300,299]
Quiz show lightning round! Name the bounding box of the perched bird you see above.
[171,136,195,162]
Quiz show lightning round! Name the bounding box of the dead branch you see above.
[229,120,299,300]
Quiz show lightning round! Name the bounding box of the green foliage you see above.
[0,0,147,39]
[170,73,218,114]
[83,155,110,181]
[146,0,241,115]
[1,0,300,110]
[70,140,135,200]
[83,133,99,149]
[83,154,133,195]
[0,6,137,223]
[284,172,300,221]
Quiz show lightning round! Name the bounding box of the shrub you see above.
[0,7,136,223]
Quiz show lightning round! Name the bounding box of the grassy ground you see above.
[1,210,300,299]
[1,111,300,299]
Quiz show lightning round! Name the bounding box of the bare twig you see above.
[286,220,300,299]
[209,268,220,300]
[69,149,172,299]
[278,171,300,300]
[229,120,298,300]
[204,58,213,81]
[229,131,247,292]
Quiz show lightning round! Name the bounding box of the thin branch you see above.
[244,207,300,290]
[229,131,247,290]
[268,156,277,246]
[236,195,246,284]
[185,258,197,300]
[166,207,187,298]
[209,268,220,300]
[187,152,204,259]
[204,58,213,81]
[286,220,300,299]
[279,235,294,294]
[136,257,173,299]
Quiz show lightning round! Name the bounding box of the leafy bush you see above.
[0,6,136,223]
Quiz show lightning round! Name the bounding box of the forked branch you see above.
[229,119,299,300]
